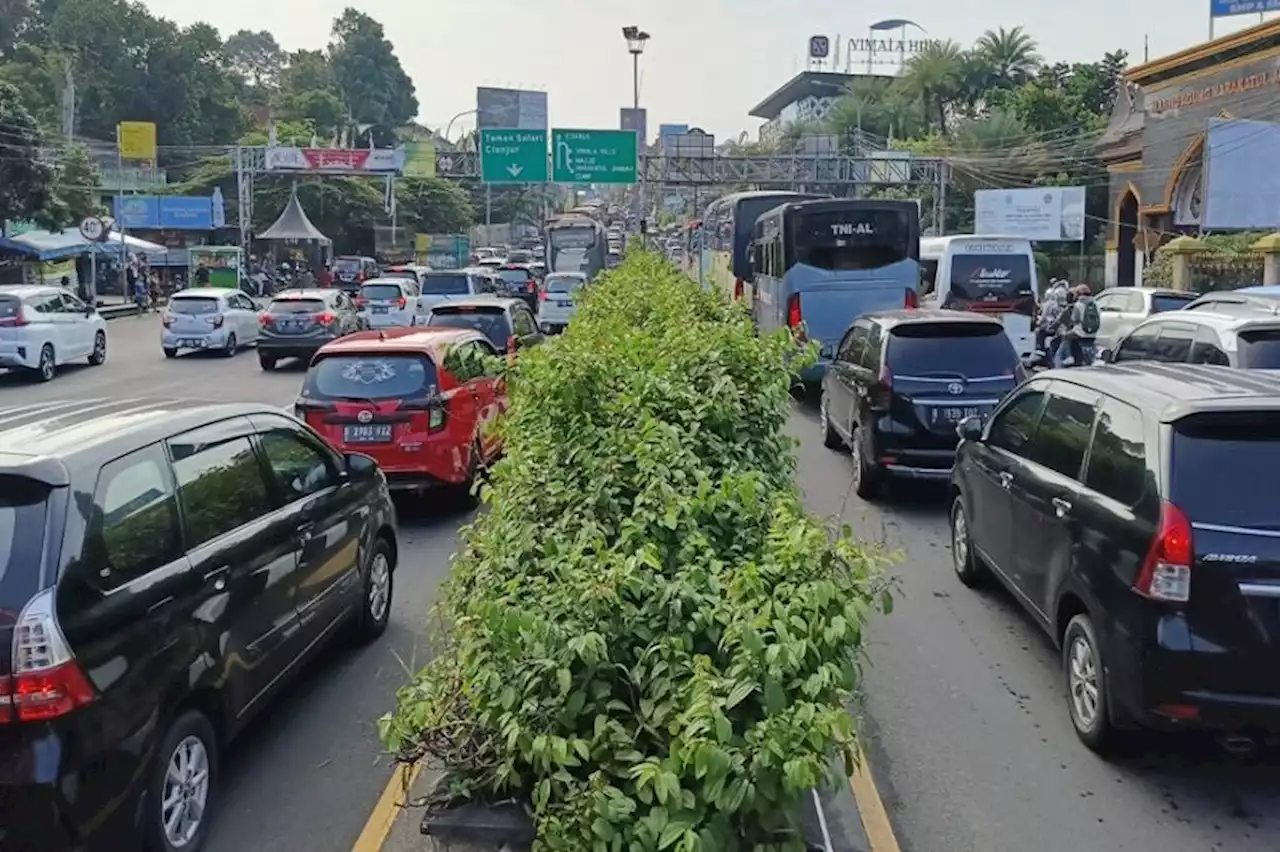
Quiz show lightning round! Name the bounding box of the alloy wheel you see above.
[161,735,210,848]
[951,504,969,574]
[39,346,54,381]
[1068,635,1100,731]
[368,551,391,623]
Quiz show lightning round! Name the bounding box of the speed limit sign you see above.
[78,216,106,242]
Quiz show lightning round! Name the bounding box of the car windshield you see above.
[360,284,404,302]
[427,307,510,347]
[306,355,438,400]
[1150,293,1197,313]
[169,297,220,315]
[268,298,327,314]
[545,275,585,293]
[886,322,1018,376]
[0,476,51,624]
[422,275,470,295]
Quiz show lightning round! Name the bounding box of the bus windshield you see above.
[792,208,915,271]
[945,254,1035,314]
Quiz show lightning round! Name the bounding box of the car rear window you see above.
[507,251,532,264]
[0,476,52,618]
[169,297,220,315]
[0,295,22,324]
[422,275,470,295]
[1150,294,1197,313]
[268,298,327,314]
[427,306,510,347]
[306,355,439,401]
[1235,329,1280,368]
[545,276,585,293]
[333,259,361,273]
[886,322,1019,377]
[1171,412,1280,528]
[497,269,531,284]
[360,284,404,302]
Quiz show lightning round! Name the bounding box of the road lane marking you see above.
[350,761,423,852]
[850,754,901,852]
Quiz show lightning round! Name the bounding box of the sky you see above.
[141,0,1271,142]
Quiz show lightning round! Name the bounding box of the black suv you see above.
[1102,305,1280,369]
[258,288,363,370]
[423,297,544,355]
[493,264,540,311]
[950,363,1280,752]
[820,309,1023,498]
[0,399,398,851]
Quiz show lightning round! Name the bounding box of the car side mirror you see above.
[956,415,984,442]
[344,451,377,478]
[84,305,95,316]
[1097,347,1114,363]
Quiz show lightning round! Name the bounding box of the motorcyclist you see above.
[1054,284,1100,368]
[1036,279,1068,355]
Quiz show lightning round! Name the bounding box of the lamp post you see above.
[622,26,650,239]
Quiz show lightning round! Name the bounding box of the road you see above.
[0,314,471,852]
[788,400,1280,852]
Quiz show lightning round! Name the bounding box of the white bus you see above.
[920,234,1039,359]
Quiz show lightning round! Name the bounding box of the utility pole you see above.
[61,58,75,143]
[623,26,650,242]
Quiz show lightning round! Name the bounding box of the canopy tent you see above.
[257,188,331,242]
[0,228,165,262]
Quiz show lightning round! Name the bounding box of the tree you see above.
[327,8,417,128]
[894,40,966,131]
[55,142,102,221]
[396,178,473,234]
[0,82,62,232]
[974,27,1041,91]
[223,29,285,90]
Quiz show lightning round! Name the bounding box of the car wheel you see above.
[221,333,237,357]
[1063,614,1117,753]
[163,348,178,359]
[88,331,107,366]
[949,497,986,587]
[258,353,276,371]
[819,389,844,450]
[34,344,55,382]
[145,709,218,852]
[850,425,882,499]
[354,536,394,644]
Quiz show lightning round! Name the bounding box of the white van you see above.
[920,235,1039,359]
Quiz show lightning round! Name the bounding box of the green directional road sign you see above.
[551,129,638,184]
[479,129,547,183]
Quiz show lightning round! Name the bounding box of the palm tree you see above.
[826,79,927,148]
[975,26,1041,89]
[894,40,966,132]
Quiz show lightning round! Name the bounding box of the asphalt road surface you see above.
[0,314,471,852]
[788,400,1280,852]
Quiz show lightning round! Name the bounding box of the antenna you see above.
[1143,34,1150,63]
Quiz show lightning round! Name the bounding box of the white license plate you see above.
[373,307,389,314]
[930,406,986,426]
[343,423,393,443]
[179,338,204,347]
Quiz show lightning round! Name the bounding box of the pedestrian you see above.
[125,260,139,304]
[194,262,210,287]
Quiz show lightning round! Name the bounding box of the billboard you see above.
[1211,0,1280,17]
[1203,117,1280,229]
[113,195,216,230]
[476,88,548,130]
[658,124,689,145]
[620,108,647,146]
[974,187,1086,242]
[264,146,405,174]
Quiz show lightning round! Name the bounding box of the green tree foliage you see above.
[55,142,102,221]
[397,178,474,234]
[222,29,285,92]
[381,253,893,848]
[0,81,62,232]
[327,8,417,127]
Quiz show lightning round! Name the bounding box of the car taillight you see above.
[734,278,744,300]
[161,313,174,328]
[905,288,918,309]
[786,292,803,332]
[1133,501,1193,603]
[528,281,536,293]
[428,406,446,431]
[7,588,95,722]
[0,314,28,327]
[259,313,273,327]
[211,314,225,328]
[397,296,407,309]
[871,364,893,409]
[317,312,335,325]
[355,297,366,308]
[539,289,549,301]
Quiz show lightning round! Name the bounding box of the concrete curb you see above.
[100,304,142,320]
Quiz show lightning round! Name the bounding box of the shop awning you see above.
[0,229,166,262]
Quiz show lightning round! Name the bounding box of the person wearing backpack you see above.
[1055,284,1100,367]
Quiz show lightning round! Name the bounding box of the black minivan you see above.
[950,363,1280,753]
[819,309,1024,498]
[0,398,398,851]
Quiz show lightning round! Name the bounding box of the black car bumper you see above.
[258,340,332,359]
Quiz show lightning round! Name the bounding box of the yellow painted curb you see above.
[849,756,901,852]
[351,762,423,852]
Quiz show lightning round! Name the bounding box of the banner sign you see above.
[415,234,470,269]
[113,196,216,230]
[117,121,157,161]
[1211,0,1280,18]
[974,186,1086,242]
[264,146,406,174]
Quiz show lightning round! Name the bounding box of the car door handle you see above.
[998,471,1012,489]
[296,520,315,541]
[1052,497,1072,518]
[203,566,230,591]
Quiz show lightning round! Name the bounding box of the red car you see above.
[294,327,506,497]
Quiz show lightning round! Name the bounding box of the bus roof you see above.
[919,234,1033,258]
[711,190,827,207]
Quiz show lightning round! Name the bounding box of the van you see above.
[919,235,1039,359]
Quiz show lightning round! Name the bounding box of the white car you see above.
[161,287,261,358]
[415,270,492,319]
[357,278,419,329]
[0,285,108,381]
[538,272,588,333]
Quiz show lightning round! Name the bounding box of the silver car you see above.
[538,272,588,333]
[1093,286,1199,349]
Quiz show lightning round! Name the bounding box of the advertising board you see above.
[974,187,1086,242]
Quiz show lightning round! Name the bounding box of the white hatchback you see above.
[161,288,261,357]
[357,279,420,328]
[538,272,588,333]
[0,286,108,381]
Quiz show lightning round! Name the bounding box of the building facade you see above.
[1098,19,1280,287]
[750,71,891,144]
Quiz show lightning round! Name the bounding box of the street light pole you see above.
[622,26,650,243]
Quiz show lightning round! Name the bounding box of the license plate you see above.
[179,338,204,348]
[930,405,986,426]
[343,423,393,443]
[373,307,388,314]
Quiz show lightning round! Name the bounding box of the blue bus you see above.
[750,198,921,384]
[699,191,826,303]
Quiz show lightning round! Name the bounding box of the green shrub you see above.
[381,253,891,851]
